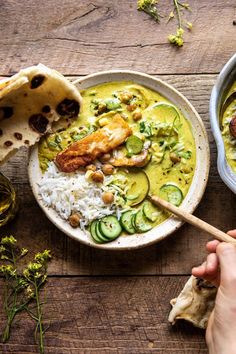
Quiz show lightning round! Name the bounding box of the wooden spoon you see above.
[150,195,236,245]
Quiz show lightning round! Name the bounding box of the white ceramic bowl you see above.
[210,54,236,193]
[28,70,210,250]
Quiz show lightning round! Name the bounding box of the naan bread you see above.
[168,276,217,329]
[0,64,82,164]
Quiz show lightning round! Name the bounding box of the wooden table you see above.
[0,1,236,353]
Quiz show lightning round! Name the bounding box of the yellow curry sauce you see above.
[39,81,196,229]
[221,82,236,172]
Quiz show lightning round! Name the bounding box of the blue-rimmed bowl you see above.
[210,53,236,193]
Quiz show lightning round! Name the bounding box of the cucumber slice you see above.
[90,221,105,244]
[116,168,150,207]
[120,211,136,234]
[131,213,136,229]
[146,102,180,124]
[143,201,161,222]
[134,209,153,233]
[126,135,144,155]
[159,184,183,206]
[96,221,111,242]
[99,215,122,240]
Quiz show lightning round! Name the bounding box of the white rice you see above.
[38,162,118,230]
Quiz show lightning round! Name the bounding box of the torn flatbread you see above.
[168,276,217,329]
[0,64,82,164]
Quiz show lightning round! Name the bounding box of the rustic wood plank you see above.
[0,0,235,76]
[1,74,236,276]
[0,276,207,353]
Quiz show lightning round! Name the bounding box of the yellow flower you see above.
[26,285,35,298]
[168,11,175,21]
[1,255,9,261]
[28,262,43,272]
[182,3,190,10]
[0,245,6,253]
[137,0,157,10]
[177,28,184,36]
[1,235,17,246]
[186,22,193,30]
[35,250,52,263]
[168,27,184,47]
[0,265,17,276]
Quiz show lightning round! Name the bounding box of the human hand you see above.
[192,230,236,354]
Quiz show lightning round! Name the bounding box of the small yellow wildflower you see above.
[168,28,184,47]
[21,248,28,256]
[137,0,157,10]
[1,236,17,246]
[168,11,175,21]
[182,3,190,9]
[34,250,52,263]
[186,22,193,30]
[26,285,35,298]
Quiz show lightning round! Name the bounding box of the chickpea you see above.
[170,152,181,164]
[100,153,111,163]
[181,166,191,174]
[102,164,114,175]
[127,103,137,112]
[120,92,133,104]
[86,164,96,172]
[102,192,114,204]
[69,213,81,228]
[91,171,104,183]
[132,111,142,121]
[97,103,107,114]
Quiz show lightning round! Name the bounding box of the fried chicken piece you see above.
[55,114,132,172]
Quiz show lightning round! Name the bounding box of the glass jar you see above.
[0,172,18,227]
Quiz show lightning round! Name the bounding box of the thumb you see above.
[216,243,236,290]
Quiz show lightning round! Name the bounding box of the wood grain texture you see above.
[0,1,234,352]
[0,276,207,353]
[1,74,236,276]
[0,0,235,76]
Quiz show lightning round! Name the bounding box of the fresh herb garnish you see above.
[137,0,162,23]
[0,236,52,354]
[178,150,192,159]
[137,0,193,47]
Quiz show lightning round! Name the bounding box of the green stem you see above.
[173,0,182,28]
[2,284,17,343]
[34,281,44,354]
[2,309,16,343]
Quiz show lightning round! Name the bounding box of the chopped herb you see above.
[139,121,152,137]
[179,150,192,159]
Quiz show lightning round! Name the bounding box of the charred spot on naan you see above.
[4,140,13,147]
[14,132,23,140]
[29,114,49,134]
[0,107,14,120]
[30,74,46,89]
[42,105,51,113]
[56,98,80,117]
[0,64,83,165]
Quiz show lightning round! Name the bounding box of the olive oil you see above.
[0,172,18,227]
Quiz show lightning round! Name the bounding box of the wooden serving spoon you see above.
[149,195,236,245]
